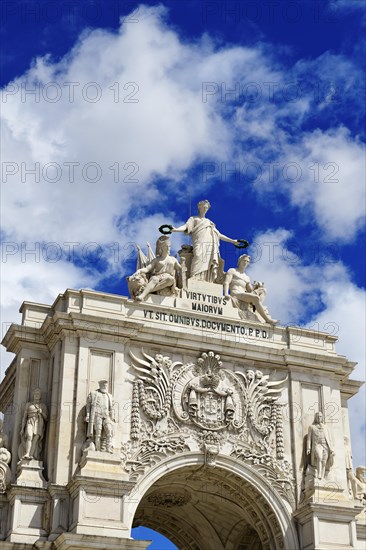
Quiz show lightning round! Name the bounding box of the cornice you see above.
[1,289,362,394]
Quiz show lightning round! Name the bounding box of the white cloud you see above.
[1,6,223,245]
[2,5,364,250]
[329,0,366,12]
[248,229,312,324]
[0,4,291,341]
[280,127,366,241]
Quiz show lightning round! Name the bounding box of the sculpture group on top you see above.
[127,200,278,325]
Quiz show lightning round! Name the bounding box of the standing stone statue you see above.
[347,465,366,502]
[224,254,278,325]
[85,380,115,453]
[128,236,181,301]
[0,419,10,465]
[0,419,11,492]
[352,467,366,502]
[0,419,9,453]
[18,388,48,461]
[306,412,334,480]
[171,200,241,283]
[344,436,355,497]
[344,437,366,502]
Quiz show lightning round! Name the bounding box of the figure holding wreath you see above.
[170,200,242,283]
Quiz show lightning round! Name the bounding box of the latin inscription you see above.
[192,303,223,314]
[143,309,268,339]
[184,290,227,315]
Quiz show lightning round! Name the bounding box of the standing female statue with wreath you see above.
[167,200,245,283]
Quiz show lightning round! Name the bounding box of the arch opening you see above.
[132,526,178,549]
[132,464,283,550]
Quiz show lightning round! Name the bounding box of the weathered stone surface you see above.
[0,284,364,549]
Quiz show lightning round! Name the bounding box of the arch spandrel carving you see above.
[122,347,298,548]
[124,348,294,508]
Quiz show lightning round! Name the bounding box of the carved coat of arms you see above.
[125,349,293,504]
[171,352,243,431]
[129,350,286,440]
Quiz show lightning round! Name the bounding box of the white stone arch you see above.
[125,452,300,550]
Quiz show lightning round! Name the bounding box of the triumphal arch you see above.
[0,201,365,549]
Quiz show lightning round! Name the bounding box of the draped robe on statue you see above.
[185,216,221,282]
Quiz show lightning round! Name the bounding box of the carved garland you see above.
[275,404,285,459]
[135,379,174,420]
[131,382,140,440]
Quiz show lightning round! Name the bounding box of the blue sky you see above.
[1,1,365,546]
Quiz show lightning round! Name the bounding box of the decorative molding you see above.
[121,431,190,482]
[231,443,295,506]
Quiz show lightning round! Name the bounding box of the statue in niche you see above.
[18,388,48,461]
[344,436,366,502]
[347,466,366,503]
[128,236,181,301]
[352,467,366,503]
[169,200,244,283]
[224,254,278,325]
[0,419,11,492]
[85,380,115,453]
[0,419,11,465]
[306,412,334,480]
[0,419,9,454]
[345,436,355,497]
